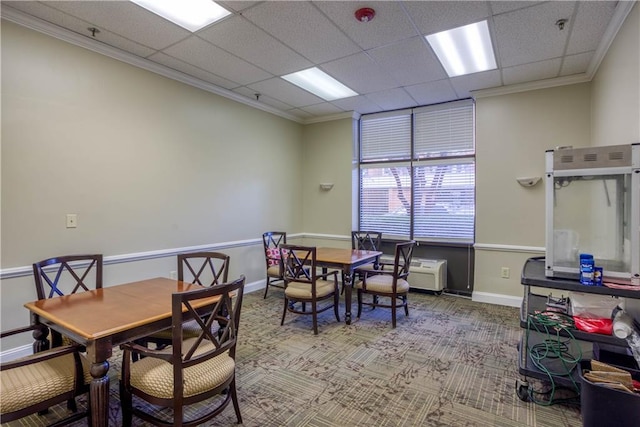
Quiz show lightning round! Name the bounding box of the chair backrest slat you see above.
[178,252,229,287]
[352,231,382,251]
[280,244,315,283]
[32,255,103,300]
[393,241,416,281]
[170,276,245,397]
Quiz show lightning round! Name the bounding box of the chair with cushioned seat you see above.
[262,231,287,298]
[350,231,383,285]
[356,241,416,328]
[142,252,231,347]
[32,254,103,350]
[119,276,246,427]
[280,245,340,335]
[0,324,90,425]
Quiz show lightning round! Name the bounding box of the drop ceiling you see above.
[1,1,633,124]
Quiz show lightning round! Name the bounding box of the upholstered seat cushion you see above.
[267,265,281,277]
[355,274,410,293]
[285,280,335,299]
[0,350,89,414]
[125,338,235,399]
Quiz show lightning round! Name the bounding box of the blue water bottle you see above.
[579,253,595,285]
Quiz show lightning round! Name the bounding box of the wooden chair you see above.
[262,231,287,298]
[143,252,231,346]
[350,231,383,286]
[0,324,90,425]
[32,254,103,349]
[119,276,246,427]
[356,241,416,328]
[280,245,340,335]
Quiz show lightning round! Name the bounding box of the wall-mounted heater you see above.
[380,256,447,293]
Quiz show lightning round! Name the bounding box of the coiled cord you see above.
[525,311,581,406]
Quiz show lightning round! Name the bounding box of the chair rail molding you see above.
[474,243,545,254]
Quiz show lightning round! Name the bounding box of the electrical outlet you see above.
[66,213,78,228]
[501,267,510,279]
[169,271,177,280]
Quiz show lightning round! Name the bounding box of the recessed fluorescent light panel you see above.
[130,0,231,32]
[282,67,358,101]
[426,20,497,77]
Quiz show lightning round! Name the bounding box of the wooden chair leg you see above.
[281,297,288,326]
[312,301,318,335]
[333,291,340,322]
[263,279,270,299]
[391,303,397,328]
[403,295,409,316]
[230,377,243,424]
[357,290,363,318]
[120,381,132,427]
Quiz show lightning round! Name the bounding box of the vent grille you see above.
[609,151,624,161]
[560,155,574,163]
[584,153,598,162]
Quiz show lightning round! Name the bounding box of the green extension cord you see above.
[525,311,582,406]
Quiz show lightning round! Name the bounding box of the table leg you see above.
[343,268,353,325]
[89,360,110,427]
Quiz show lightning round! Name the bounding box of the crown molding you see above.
[1,6,304,124]
[472,74,591,99]
[302,111,355,125]
[474,1,636,100]
[586,0,636,78]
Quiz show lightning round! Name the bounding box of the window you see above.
[358,99,475,243]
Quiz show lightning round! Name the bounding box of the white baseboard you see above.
[472,291,522,308]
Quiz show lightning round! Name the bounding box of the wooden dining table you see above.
[24,277,216,427]
[314,247,382,324]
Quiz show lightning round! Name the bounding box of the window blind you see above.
[358,99,475,243]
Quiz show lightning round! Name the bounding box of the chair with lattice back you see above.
[280,244,340,335]
[32,254,103,347]
[356,241,416,328]
[262,231,287,298]
[143,252,231,347]
[119,276,246,426]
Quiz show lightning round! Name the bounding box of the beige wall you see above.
[301,118,354,236]
[591,3,639,147]
[474,83,592,298]
[0,21,303,334]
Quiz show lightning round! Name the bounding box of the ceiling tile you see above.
[3,1,156,57]
[314,1,418,50]
[148,52,239,89]
[566,1,617,55]
[321,52,397,95]
[242,1,361,63]
[44,0,191,50]
[232,87,295,111]
[490,1,542,15]
[560,52,593,76]
[217,1,260,14]
[406,79,458,106]
[403,1,491,35]
[162,37,273,85]
[300,102,346,116]
[450,69,502,98]
[493,1,575,68]
[198,15,313,76]
[502,58,562,86]
[365,88,417,111]
[247,78,325,108]
[332,95,383,115]
[368,36,447,87]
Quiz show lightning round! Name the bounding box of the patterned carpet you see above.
[2,289,583,427]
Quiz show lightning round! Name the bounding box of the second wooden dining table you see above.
[24,277,219,427]
[313,247,382,324]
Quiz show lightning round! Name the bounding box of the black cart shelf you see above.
[516,257,640,402]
